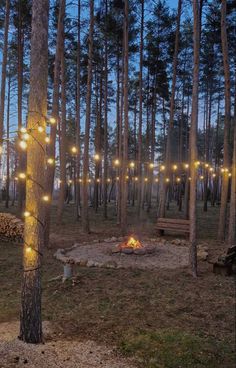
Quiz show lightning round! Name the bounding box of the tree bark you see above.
[5,75,10,209]
[218,0,231,241]
[82,0,94,233]
[0,0,10,170]
[19,0,49,343]
[57,22,66,224]
[44,0,65,246]
[189,0,200,278]
[137,0,144,217]
[103,0,108,219]
[75,0,81,219]
[121,0,129,235]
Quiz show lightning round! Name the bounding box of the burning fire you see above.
[119,235,143,249]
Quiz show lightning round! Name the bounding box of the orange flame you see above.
[119,236,143,249]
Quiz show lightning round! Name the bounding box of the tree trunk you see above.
[44,0,65,246]
[82,0,94,233]
[19,0,49,343]
[103,0,108,219]
[189,0,200,278]
[5,76,10,209]
[218,0,231,241]
[75,0,81,219]
[17,0,25,212]
[120,0,129,235]
[137,0,144,217]
[57,23,66,224]
[0,0,10,171]
[228,80,236,246]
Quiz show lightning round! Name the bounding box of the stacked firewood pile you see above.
[0,213,24,242]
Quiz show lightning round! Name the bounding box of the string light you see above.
[144,177,148,182]
[107,178,111,183]
[26,246,32,253]
[125,175,129,180]
[116,176,119,181]
[176,177,181,183]
[134,177,138,181]
[114,159,120,166]
[19,140,27,150]
[96,178,100,183]
[129,161,135,168]
[184,163,189,169]
[49,117,56,124]
[23,211,31,218]
[209,167,214,172]
[14,177,19,181]
[42,195,50,202]
[205,163,209,168]
[195,161,200,167]
[155,178,159,183]
[173,164,178,171]
[45,136,50,144]
[94,153,100,161]
[22,133,30,141]
[37,125,44,133]
[160,165,165,171]
[47,158,55,165]
[200,175,204,180]
[71,146,78,154]
[18,173,27,180]
[165,178,170,183]
[149,163,154,169]
[212,173,216,178]
[68,179,73,184]
[228,173,232,177]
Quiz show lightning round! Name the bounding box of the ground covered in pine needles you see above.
[0,202,235,367]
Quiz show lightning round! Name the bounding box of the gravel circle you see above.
[0,322,135,368]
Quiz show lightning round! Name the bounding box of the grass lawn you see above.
[0,201,235,367]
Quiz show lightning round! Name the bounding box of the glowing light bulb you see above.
[195,161,200,167]
[19,140,27,150]
[49,117,56,124]
[134,177,138,181]
[160,165,165,171]
[42,195,50,202]
[45,136,50,144]
[87,179,91,183]
[94,153,100,161]
[125,175,129,180]
[47,158,54,165]
[18,173,26,180]
[129,161,135,168]
[38,125,44,133]
[114,159,120,166]
[212,173,216,178]
[71,146,77,154]
[68,179,73,184]
[155,178,159,183]
[107,178,111,183]
[22,133,30,141]
[165,178,170,183]
[23,211,31,218]
[14,177,19,181]
[20,127,27,133]
[188,177,192,181]
[228,173,232,177]
[79,178,82,183]
[221,168,225,173]
[205,163,209,168]
[144,177,148,182]
[149,163,154,169]
[116,176,120,181]
[200,175,204,180]
[209,167,214,172]
[173,164,178,171]
[176,177,181,183]
[26,246,32,253]
[184,163,189,169]
[96,178,100,183]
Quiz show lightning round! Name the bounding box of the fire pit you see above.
[112,235,156,255]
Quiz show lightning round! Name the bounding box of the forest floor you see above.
[0,201,235,367]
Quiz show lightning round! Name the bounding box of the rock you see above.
[79,259,88,267]
[121,247,133,254]
[197,249,208,261]
[111,246,120,254]
[146,246,156,254]
[171,239,181,246]
[197,243,208,251]
[103,260,117,268]
[87,260,95,267]
[134,248,146,255]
